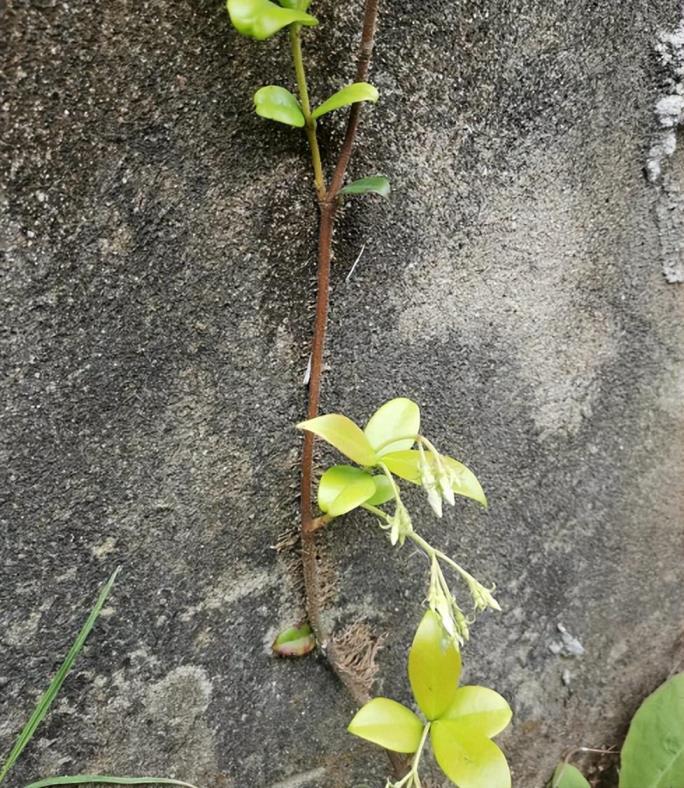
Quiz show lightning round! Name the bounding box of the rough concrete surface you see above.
[1,0,683,786]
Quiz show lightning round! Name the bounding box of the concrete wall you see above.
[2,1,683,785]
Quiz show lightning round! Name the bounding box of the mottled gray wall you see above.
[2,1,683,786]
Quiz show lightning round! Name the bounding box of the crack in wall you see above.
[646,13,684,283]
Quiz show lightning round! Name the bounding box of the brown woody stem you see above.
[296,0,408,780]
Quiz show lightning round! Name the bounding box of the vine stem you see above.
[292,0,407,780]
[297,0,378,638]
[289,25,325,198]
[329,0,380,196]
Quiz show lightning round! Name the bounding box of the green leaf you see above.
[365,475,395,506]
[408,610,461,721]
[431,721,511,788]
[317,465,376,516]
[382,450,487,507]
[272,624,316,657]
[364,398,420,456]
[297,414,377,466]
[226,0,317,40]
[24,778,200,788]
[442,686,512,738]
[254,86,305,127]
[0,569,120,785]
[348,698,424,754]
[619,672,684,788]
[312,82,379,119]
[339,176,390,199]
[551,763,591,788]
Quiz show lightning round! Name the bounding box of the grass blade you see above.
[0,568,120,785]
[24,776,201,788]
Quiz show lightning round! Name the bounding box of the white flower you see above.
[418,443,442,517]
[418,438,456,513]
[427,556,470,646]
[386,499,413,546]
[437,456,455,507]
[465,575,501,613]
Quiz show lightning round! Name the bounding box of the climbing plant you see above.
[298,397,500,647]
[225,1,512,785]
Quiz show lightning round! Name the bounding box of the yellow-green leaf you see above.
[227,0,317,40]
[312,82,379,119]
[348,698,424,754]
[442,456,487,508]
[317,465,376,517]
[442,686,512,738]
[382,450,422,482]
[431,721,511,788]
[253,86,305,127]
[552,763,591,788]
[408,610,461,721]
[365,475,395,506]
[297,414,377,466]
[619,673,684,788]
[364,398,420,456]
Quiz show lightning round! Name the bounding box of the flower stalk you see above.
[386,722,430,788]
[361,502,499,645]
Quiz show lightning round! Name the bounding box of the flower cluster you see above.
[298,397,499,643]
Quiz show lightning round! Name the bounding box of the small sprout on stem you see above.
[340,175,390,198]
[272,623,317,657]
[418,442,442,518]
[386,498,414,547]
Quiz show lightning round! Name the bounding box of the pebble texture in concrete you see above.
[2,1,683,786]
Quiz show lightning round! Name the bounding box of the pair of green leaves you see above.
[253,81,378,128]
[228,0,379,127]
[551,673,684,788]
[252,85,389,199]
[349,611,512,787]
[297,398,486,520]
[228,1,389,199]
[227,0,316,41]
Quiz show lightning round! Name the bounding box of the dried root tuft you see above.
[330,620,387,698]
